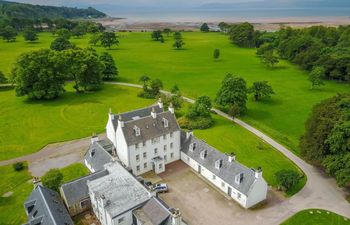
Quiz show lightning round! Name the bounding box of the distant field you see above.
[0,32,348,155]
[281,209,350,225]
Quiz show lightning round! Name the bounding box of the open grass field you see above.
[0,84,155,161]
[0,32,348,155]
[0,163,33,225]
[281,209,350,225]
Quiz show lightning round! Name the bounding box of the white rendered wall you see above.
[116,125,130,167]
[106,116,117,147]
[245,176,268,208]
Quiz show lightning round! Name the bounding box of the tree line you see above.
[220,22,350,83]
[11,44,117,100]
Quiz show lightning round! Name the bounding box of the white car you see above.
[152,183,168,193]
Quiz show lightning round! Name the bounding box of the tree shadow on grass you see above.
[253,97,283,106]
[0,86,14,92]
[269,65,288,70]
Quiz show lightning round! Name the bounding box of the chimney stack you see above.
[255,167,263,179]
[170,208,182,225]
[151,107,157,119]
[169,103,174,114]
[158,98,163,109]
[186,130,193,139]
[109,108,115,120]
[228,153,236,162]
[118,115,124,128]
[91,133,99,144]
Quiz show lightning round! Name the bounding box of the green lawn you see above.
[282,209,350,225]
[0,32,348,155]
[0,163,33,225]
[0,84,155,161]
[60,163,89,183]
[195,114,305,196]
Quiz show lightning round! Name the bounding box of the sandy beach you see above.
[96,16,350,31]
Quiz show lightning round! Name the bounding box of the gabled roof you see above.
[88,162,151,218]
[23,185,73,225]
[60,169,109,206]
[121,111,180,146]
[180,131,258,195]
[84,140,114,172]
[133,197,171,225]
[111,104,163,130]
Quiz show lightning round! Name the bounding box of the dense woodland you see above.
[221,22,350,83]
[0,0,105,20]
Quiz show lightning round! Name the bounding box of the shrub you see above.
[178,116,214,130]
[275,169,301,191]
[13,162,24,171]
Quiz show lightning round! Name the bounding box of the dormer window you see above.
[189,142,196,151]
[235,173,244,185]
[90,149,95,157]
[200,150,208,159]
[134,125,140,136]
[215,159,223,169]
[162,118,169,128]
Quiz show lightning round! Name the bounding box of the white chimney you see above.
[118,115,124,128]
[228,153,236,162]
[91,133,99,144]
[169,103,174,114]
[255,167,263,179]
[186,130,193,139]
[151,107,157,119]
[170,208,182,225]
[108,108,115,120]
[158,98,163,109]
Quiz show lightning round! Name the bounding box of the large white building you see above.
[99,101,267,209]
[106,101,181,176]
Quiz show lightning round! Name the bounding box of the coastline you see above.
[96,16,350,31]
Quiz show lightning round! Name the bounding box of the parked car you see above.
[152,183,168,193]
[144,181,153,189]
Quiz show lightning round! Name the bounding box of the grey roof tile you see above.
[60,169,109,207]
[24,185,73,225]
[180,131,257,195]
[122,111,180,146]
[84,140,114,172]
[133,197,171,225]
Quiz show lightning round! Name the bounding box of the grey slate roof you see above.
[88,162,151,218]
[85,140,114,172]
[60,169,109,207]
[180,131,257,195]
[122,111,180,146]
[23,185,73,225]
[133,197,171,225]
[111,104,163,130]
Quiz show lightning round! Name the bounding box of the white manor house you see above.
[24,99,268,225]
[100,99,268,209]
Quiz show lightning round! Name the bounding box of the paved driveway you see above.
[158,161,283,225]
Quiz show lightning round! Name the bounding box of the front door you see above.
[228,187,232,197]
[198,165,201,174]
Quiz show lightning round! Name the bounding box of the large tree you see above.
[261,51,279,67]
[23,28,38,42]
[63,48,104,92]
[50,37,74,51]
[41,169,63,191]
[229,22,256,48]
[100,32,119,49]
[275,170,301,191]
[173,31,185,49]
[0,25,17,42]
[215,74,248,114]
[100,52,118,80]
[151,30,163,41]
[12,49,66,100]
[248,81,275,101]
[200,23,210,32]
[187,96,212,119]
[55,28,71,39]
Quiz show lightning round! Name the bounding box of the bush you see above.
[275,169,301,191]
[13,162,24,171]
[178,116,214,130]
[41,168,63,191]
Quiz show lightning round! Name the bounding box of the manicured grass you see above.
[0,163,33,225]
[0,32,348,155]
[281,209,350,225]
[0,84,155,161]
[60,163,89,183]
[194,114,306,196]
